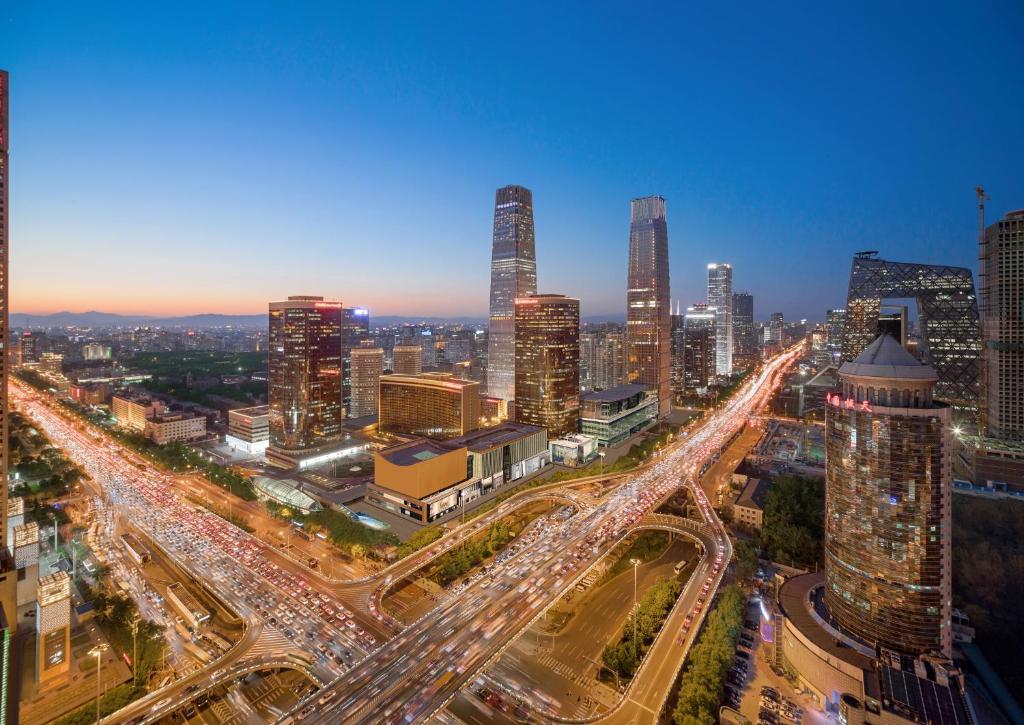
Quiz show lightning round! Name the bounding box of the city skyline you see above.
[3,5,1022,320]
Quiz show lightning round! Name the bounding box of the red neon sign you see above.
[826,393,871,413]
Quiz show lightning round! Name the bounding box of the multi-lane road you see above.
[12,345,796,724]
[286,346,798,724]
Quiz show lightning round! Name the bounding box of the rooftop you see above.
[229,405,270,418]
[381,372,478,389]
[877,655,970,724]
[581,384,651,403]
[447,422,545,452]
[777,573,874,672]
[840,334,937,381]
[252,476,323,511]
[378,438,461,466]
[734,478,770,511]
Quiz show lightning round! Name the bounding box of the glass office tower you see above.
[341,306,369,417]
[840,255,980,418]
[707,263,733,376]
[268,296,343,456]
[732,292,755,368]
[514,295,580,438]
[626,196,671,417]
[683,304,717,392]
[825,335,951,657]
[487,185,537,401]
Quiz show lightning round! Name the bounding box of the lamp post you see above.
[631,558,641,654]
[88,643,109,723]
[131,617,140,686]
[598,451,606,476]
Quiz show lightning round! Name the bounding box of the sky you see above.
[2,2,1023,321]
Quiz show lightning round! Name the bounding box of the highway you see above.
[12,344,794,724]
[285,346,798,724]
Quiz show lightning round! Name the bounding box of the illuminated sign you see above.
[825,393,871,413]
[314,302,342,309]
[351,308,368,316]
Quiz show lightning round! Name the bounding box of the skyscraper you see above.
[268,296,343,461]
[683,304,717,392]
[980,209,1024,442]
[707,263,733,376]
[840,255,980,418]
[350,346,384,418]
[824,335,951,656]
[731,292,755,368]
[825,308,846,366]
[487,185,537,401]
[626,196,671,417]
[341,306,369,417]
[514,295,580,438]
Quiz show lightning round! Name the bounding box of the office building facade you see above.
[732,292,756,368]
[487,185,537,401]
[840,255,980,418]
[391,344,423,376]
[226,405,270,455]
[825,335,952,657]
[268,296,343,456]
[349,346,384,418]
[626,196,672,417]
[707,263,733,376]
[579,384,659,447]
[0,70,15,648]
[341,306,369,417]
[379,373,480,438]
[683,304,717,392]
[514,294,580,438]
[670,304,685,395]
[980,209,1024,442]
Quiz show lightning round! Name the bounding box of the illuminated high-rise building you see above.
[732,292,756,368]
[683,304,717,392]
[514,295,580,438]
[670,303,686,395]
[36,572,71,684]
[840,255,979,419]
[980,209,1024,443]
[350,346,384,418]
[341,306,369,417]
[379,373,480,438]
[707,263,733,376]
[268,296,343,461]
[487,185,537,401]
[392,344,423,376]
[626,196,671,417]
[825,335,951,656]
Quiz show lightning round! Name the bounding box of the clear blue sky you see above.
[3,2,1022,320]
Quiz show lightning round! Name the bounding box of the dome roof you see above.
[839,334,937,381]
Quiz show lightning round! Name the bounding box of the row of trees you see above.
[602,575,683,678]
[672,585,744,724]
[396,525,445,559]
[602,531,669,583]
[428,519,521,587]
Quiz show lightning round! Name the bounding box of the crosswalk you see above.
[244,626,292,659]
[530,651,594,687]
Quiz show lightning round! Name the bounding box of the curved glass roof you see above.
[253,476,323,512]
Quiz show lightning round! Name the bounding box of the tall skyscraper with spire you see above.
[626,196,672,417]
[707,263,733,376]
[487,185,537,401]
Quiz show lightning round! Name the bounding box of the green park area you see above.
[267,504,399,558]
[601,531,670,584]
[740,475,824,570]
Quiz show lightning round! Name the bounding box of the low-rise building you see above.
[732,477,769,529]
[111,393,166,432]
[368,422,549,524]
[252,476,323,514]
[226,405,270,455]
[68,382,111,406]
[145,412,207,444]
[549,433,599,467]
[579,384,659,447]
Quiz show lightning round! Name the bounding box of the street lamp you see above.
[631,558,641,654]
[598,451,606,476]
[88,643,109,723]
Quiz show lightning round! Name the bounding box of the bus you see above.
[673,559,688,575]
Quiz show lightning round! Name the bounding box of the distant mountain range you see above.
[11,310,627,329]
